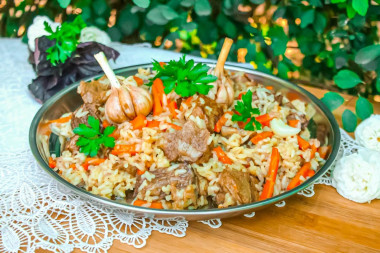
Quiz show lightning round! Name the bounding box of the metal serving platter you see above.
[29,62,340,220]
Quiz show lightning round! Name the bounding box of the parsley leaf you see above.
[73,116,115,157]
[44,15,86,66]
[231,90,262,131]
[148,55,217,97]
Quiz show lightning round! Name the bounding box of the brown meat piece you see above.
[78,79,110,105]
[286,112,309,130]
[187,95,224,132]
[71,103,101,130]
[113,162,137,176]
[133,164,198,209]
[216,169,258,206]
[64,135,79,153]
[160,121,211,163]
[274,94,284,105]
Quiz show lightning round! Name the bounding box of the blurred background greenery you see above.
[1,0,380,130]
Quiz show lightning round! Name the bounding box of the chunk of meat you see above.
[286,112,309,130]
[133,164,198,209]
[113,162,137,175]
[216,169,259,206]
[160,121,211,163]
[220,126,255,140]
[186,95,224,132]
[71,103,101,130]
[64,135,79,153]
[78,79,110,105]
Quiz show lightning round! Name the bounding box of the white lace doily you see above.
[0,39,359,252]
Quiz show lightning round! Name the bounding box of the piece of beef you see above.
[160,120,211,163]
[78,79,110,105]
[64,135,79,153]
[216,169,259,206]
[71,103,101,130]
[274,93,284,105]
[286,112,309,130]
[133,164,198,209]
[186,95,224,132]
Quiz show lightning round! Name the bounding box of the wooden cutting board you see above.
[39,86,380,253]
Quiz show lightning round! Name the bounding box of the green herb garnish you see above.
[73,116,115,157]
[44,15,86,66]
[148,55,217,97]
[232,90,262,131]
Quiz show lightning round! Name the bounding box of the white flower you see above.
[79,26,111,45]
[27,16,60,52]
[332,148,380,203]
[355,114,380,152]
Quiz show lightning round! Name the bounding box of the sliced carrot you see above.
[48,157,56,168]
[137,169,146,175]
[318,146,331,159]
[266,86,274,90]
[133,199,163,209]
[69,164,76,170]
[286,162,311,190]
[214,146,233,165]
[152,78,164,116]
[48,115,72,124]
[133,76,144,86]
[131,114,147,130]
[250,131,274,145]
[102,120,110,128]
[297,135,310,151]
[167,122,182,130]
[111,144,138,156]
[310,145,317,159]
[147,120,160,128]
[167,99,178,118]
[288,119,299,128]
[306,169,315,178]
[214,111,233,133]
[259,147,280,200]
[109,128,120,140]
[238,117,250,129]
[255,113,272,127]
[287,91,300,101]
[82,158,106,171]
[238,92,246,100]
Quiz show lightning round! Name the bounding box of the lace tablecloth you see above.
[0,38,358,252]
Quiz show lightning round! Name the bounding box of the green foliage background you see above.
[1,0,379,131]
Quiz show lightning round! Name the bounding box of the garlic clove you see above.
[118,86,136,119]
[126,85,153,116]
[270,118,301,137]
[105,87,128,124]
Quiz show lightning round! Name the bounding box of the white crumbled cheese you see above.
[332,148,380,203]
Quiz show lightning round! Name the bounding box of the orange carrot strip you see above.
[102,120,110,128]
[82,158,106,171]
[167,123,182,130]
[133,76,144,85]
[147,120,160,128]
[131,114,147,130]
[214,111,233,133]
[255,114,272,126]
[159,62,166,68]
[306,169,315,178]
[109,128,120,140]
[152,78,164,116]
[288,119,299,128]
[214,146,233,165]
[310,145,317,159]
[137,169,146,175]
[238,92,246,100]
[286,162,311,190]
[318,146,331,159]
[167,99,178,118]
[250,131,274,145]
[48,115,72,124]
[69,164,76,170]
[133,199,163,209]
[48,157,56,168]
[287,91,300,101]
[297,135,310,151]
[111,144,138,155]
[266,86,274,90]
[259,147,280,200]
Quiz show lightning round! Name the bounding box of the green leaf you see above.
[147,5,169,25]
[161,6,178,20]
[250,0,265,4]
[133,0,150,8]
[277,62,289,79]
[273,6,286,20]
[333,70,362,89]
[194,0,212,16]
[313,12,327,34]
[342,109,357,132]
[321,92,345,111]
[268,26,288,56]
[300,9,315,29]
[181,0,195,7]
[376,77,380,93]
[356,96,373,120]
[331,0,346,2]
[355,45,380,65]
[103,125,115,136]
[57,0,71,8]
[92,0,108,16]
[352,0,368,16]
[346,4,356,18]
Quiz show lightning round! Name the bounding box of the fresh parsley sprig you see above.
[232,90,262,131]
[73,116,115,157]
[149,55,217,97]
[44,15,86,66]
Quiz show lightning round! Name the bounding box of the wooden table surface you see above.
[41,86,380,253]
